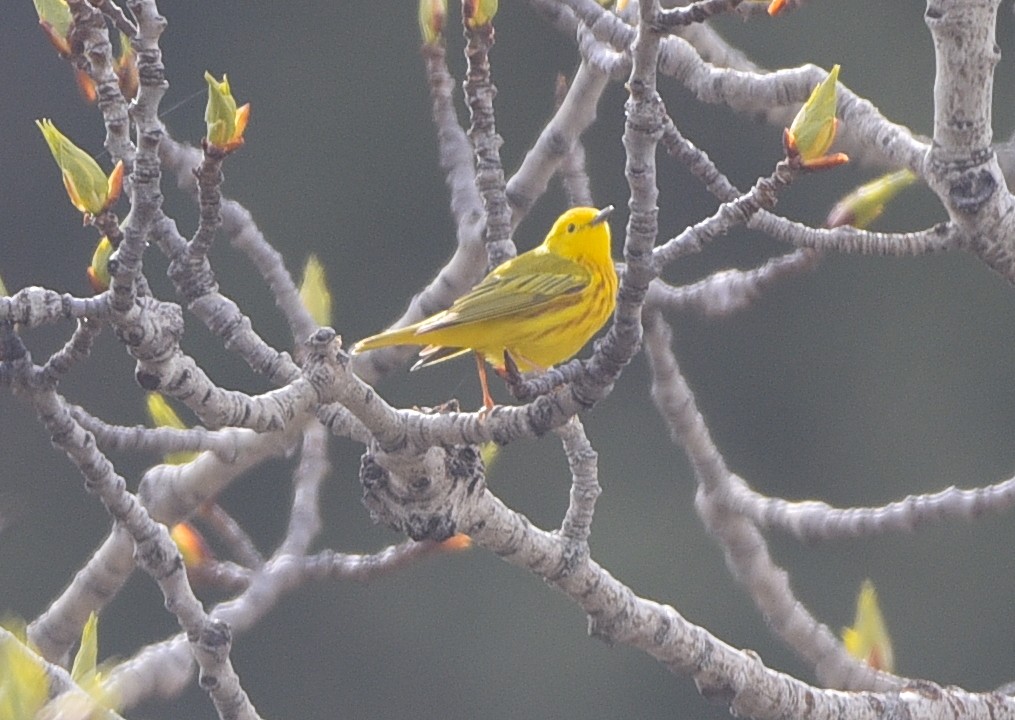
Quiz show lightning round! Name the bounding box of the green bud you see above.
[464,0,498,28]
[37,119,121,215]
[788,65,840,163]
[204,71,250,150]
[419,0,447,45]
[826,169,917,229]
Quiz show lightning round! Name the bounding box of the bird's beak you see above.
[591,205,614,226]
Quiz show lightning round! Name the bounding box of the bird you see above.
[351,206,617,410]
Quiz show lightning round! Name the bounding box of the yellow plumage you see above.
[352,206,617,407]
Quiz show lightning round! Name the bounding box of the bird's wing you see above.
[418,251,590,331]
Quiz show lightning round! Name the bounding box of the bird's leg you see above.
[498,350,522,382]
[475,352,495,411]
[496,350,525,400]
[498,350,551,403]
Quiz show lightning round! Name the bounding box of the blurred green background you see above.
[3,2,1015,719]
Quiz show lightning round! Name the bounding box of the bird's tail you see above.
[350,325,424,354]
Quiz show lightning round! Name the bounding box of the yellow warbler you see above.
[352,206,617,408]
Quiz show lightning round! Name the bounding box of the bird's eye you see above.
[566,223,576,233]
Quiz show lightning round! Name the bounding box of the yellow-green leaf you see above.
[826,169,917,229]
[87,236,114,293]
[842,579,894,673]
[479,441,499,473]
[60,611,120,717]
[147,392,186,430]
[299,254,332,327]
[70,613,99,685]
[146,393,199,465]
[0,625,49,720]
[33,0,71,39]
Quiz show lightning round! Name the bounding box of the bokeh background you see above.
[3,2,1015,718]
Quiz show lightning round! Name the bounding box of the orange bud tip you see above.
[117,63,139,102]
[782,127,798,157]
[75,68,98,104]
[440,533,473,551]
[767,0,787,15]
[802,152,849,171]
[234,103,251,140]
[86,268,105,294]
[104,161,125,209]
[171,522,213,568]
[214,137,246,154]
[114,34,139,100]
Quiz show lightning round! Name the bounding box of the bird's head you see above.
[543,206,614,265]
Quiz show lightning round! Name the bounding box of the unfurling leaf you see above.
[70,613,99,685]
[842,579,895,673]
[299,254,333,327]
[87,236,114,293]
[33,0,72,55]
[479,441,500,473]
[204,71,250,151]
[63,611,119,716]
[37,119,123,216]
[826,169,917,229]
[146,392,199,465]
[115,32,139,101]
[0,621,49,720]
